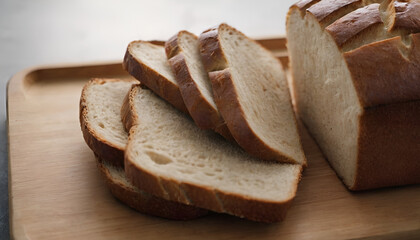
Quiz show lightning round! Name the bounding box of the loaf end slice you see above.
[165,31,233,140]
[123,40,188,114]
[199,23,306,165]
[123,85,303,222]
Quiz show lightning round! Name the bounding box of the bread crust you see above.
[95,156,208,220]
[80,78,133,167]
[386,0,420,31]
[165,31,233,140]
[123,40,188,114]
[123,85,303,222]
[344,33,420,107]
[120,84,139,132]
[307,0,362,26]
[352,101,420,190]
[326,4,382,47]
[199,24,305,165]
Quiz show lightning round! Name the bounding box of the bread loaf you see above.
[287,0,420,190]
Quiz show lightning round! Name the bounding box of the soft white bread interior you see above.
[199,24,306,165]
[124,85,302,222]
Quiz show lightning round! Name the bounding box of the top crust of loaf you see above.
[290,0,420,107]
[123,40,189,113]
[199,23,306,165]
[307,0,362,24]
[165,31,233,140]
[325,4,382,47]
[80,78,136,167]
[384,0,420,31]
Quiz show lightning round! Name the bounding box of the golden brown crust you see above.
[307,0,363,27]
[326,4,382,47]
[96,156,208,220]
[344,33,420,107]
[352,101,420,190]
[385,0,420,31]
[294,0,321,10]
[199,24,303,164]
[165,31,233,140]
[123,41,188,114]
[79,78,132,167]
[120,84,139,132]
[198,26,229,72]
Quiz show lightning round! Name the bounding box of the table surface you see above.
[0,0,295,239]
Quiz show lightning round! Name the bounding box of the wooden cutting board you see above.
[7,39,420,240]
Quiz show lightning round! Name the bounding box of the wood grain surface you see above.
[7,40,420,239]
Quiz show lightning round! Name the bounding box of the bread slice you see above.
[199,23,306,165]
[165,31,233,140]
[80,78,137,167]
[123,84,303,223]
[79,78,207,219]
[123,40,188,114]
[287,0,420,190]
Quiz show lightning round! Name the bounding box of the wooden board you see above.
[7,39,420,240]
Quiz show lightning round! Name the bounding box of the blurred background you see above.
[0,0,295,238]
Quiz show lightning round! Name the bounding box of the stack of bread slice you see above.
[80,23,306,222]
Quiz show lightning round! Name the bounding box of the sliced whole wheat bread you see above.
[123,84,303,223]
[123,40,189,114]
[287,0,420,190]
[79,78,207,219]
[165,31,233,140]
[199,23,306,165]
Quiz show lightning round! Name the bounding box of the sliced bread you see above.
[199,23,306,165]
[80,78,137,167]
[165,31,233,140]
[123,40,188,114]
[123,84,303,223]
[287,0,420,190]
[79,78,207,219]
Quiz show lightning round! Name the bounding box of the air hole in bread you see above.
[98,122,105,128]
[145,151,173,165]
[178,169,194,174]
